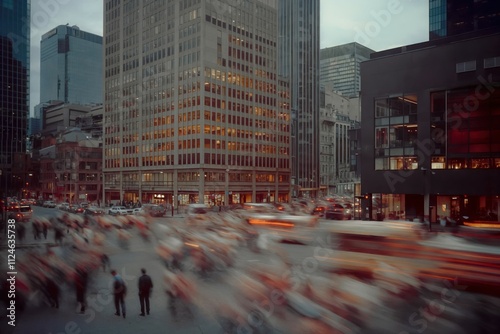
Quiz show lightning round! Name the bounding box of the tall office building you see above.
[320,42,374,98]
[430,0,500,40]
[0,0,30,198]
[278,0,320,198]
[103,0,290,206]
[39,25,103,105]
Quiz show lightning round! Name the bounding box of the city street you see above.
[1,206,499,334]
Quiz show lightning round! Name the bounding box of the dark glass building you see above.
[430,0,500,40]
[278,0,321,198]
[39,25,103,105]
[361,30,500,223]
[0,0,30,198]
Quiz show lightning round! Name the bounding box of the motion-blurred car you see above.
[43,200,57,208]
[342,203,353,220]
[108,206,133,215]
[7,204,33,222]
[133,207,146,216]
[58,202,70,211]
[325,203,349,220]
[272,202,286,211]
[69,204,85,214]
[142,204,167,217]
[84,206,105,216]
[186,204,211,225]
[312,203,329,217]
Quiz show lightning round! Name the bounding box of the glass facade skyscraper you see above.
[40,25,103,105]
[0,0,30,197]
[430,0,500,40]
[278,0,320,198]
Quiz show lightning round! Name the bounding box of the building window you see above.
[456,60,476,73]
[374,94,418,170]
[484,56,500,69]
[431,156,445,169]
[431,84,500,169]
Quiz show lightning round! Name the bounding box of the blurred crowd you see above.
[1,207,499,334]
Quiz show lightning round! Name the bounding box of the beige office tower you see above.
[103,0,290,207]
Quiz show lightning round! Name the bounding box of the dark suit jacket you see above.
[138,274,153,295]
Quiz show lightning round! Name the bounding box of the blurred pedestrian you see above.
[111,269,127,318]
[54,225,64,245]
[16,222,26,243]
[75,265,88,314]
[101,253,110,272]
[138,268,153,316]
[46,276,60,309]
[42,222,48,239]
[32,220,41,240]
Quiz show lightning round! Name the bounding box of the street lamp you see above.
[421,167,435,232]
[225,168,229,206]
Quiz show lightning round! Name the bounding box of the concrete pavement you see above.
[2,208,499,334]
[0,211,221,334]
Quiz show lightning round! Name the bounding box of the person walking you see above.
[75,265,88,314]
[32,220,41,240]
[111,270,127,318]
[138,268,153,316]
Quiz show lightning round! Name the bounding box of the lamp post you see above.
[421,167,435,232]
[225,168,229,207]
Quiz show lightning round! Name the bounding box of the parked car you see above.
[7,204,33,222]
[43,200,57,208]
[108,206,133,215]
[325,203,349,220]
[84,206,105,216]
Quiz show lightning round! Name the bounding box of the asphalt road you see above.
[1,206,499,334]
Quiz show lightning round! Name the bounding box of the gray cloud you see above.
[320,0,428,50]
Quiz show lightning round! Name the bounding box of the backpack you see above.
[114,276,127,294]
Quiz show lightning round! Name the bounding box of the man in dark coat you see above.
[138,268,153,316]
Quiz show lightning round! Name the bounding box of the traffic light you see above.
[364,194,369,200]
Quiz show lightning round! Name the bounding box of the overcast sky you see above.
[29,0,428,115]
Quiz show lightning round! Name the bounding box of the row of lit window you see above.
[106,138,286,156]
[431,157,500,169]
[205,15,275,47]
[105,154,288,170]
[178,66,201,82]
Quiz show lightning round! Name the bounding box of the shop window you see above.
[471,158,490,169]
[447,158,468,169]
[431,156,445,169]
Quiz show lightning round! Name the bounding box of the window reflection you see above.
[374,94,418,170]
[430,86,500,170]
